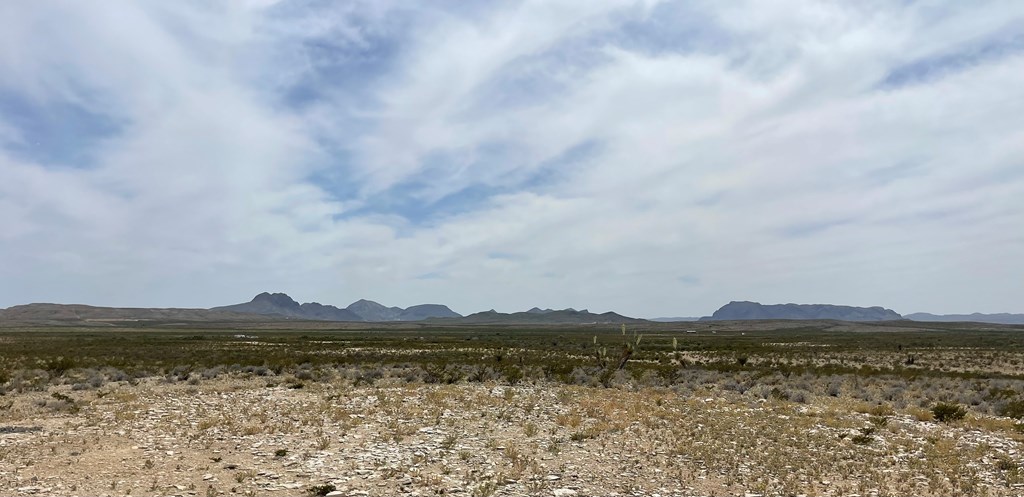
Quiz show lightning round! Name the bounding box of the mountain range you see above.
[904,312,1024,325]
[650,316,702,322]
[2,293,1023,326]
[0,293,644,325]
[211,292,461,322]
[701,301,903,322]
[441,308,645,324]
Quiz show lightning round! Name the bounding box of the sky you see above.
[1,1,1023,318]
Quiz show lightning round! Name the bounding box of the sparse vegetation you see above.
[2,321,1024,495]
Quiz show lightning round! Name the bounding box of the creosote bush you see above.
[932,402,967,423]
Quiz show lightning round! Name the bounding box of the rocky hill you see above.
[701,301,902,322]
[397,304,461,321]
[346,299,403,321]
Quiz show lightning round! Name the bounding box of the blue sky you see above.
[1,1,1023,317]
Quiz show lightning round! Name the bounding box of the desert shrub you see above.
[201,366,225,380]
[167,365,191,382]
[74,378,107,390]
[354,367,385,386]
[606,368,633,388]
[883,386,905,403]
[721,377,750,394]
[907,406,933,422]
[747,384,771,400]
[826,380,842,397]
[932,402,967,423]
[502,366,524,385]
[10,369,50,392]
[850,386,871,401]
[45,357,77,376]
[569,367,600,387]
[868,415,889,428]
[401,367,424,383]
[997,399,1024,419]
[242,365,271,377]
[41,392,79,413]
[788,389,810,403]
[307,484,336,497]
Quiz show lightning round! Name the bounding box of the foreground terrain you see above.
[3,321,1024,496]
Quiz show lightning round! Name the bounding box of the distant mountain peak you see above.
[251,292,299,307]
[212,292,356,321]
[345,299,402,321]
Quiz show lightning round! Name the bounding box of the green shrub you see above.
[503,366,524,385]
[931,402,967,423]
[45,356,77,376]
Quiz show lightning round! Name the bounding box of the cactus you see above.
[593,336,610,369]
[595,326,643,371]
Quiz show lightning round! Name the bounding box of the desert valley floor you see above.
[4,322,1024,496]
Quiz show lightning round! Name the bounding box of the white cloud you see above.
[1,1,1022,316]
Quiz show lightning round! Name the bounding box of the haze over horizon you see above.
[2,2,1023,317]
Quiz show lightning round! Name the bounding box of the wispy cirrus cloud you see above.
[1,1,1022,316]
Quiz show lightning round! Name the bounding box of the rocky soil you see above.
[3,377,1024,496]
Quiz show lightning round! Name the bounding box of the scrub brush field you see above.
[3,320,1024,496]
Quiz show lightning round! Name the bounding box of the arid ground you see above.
[3,321,1024,496]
